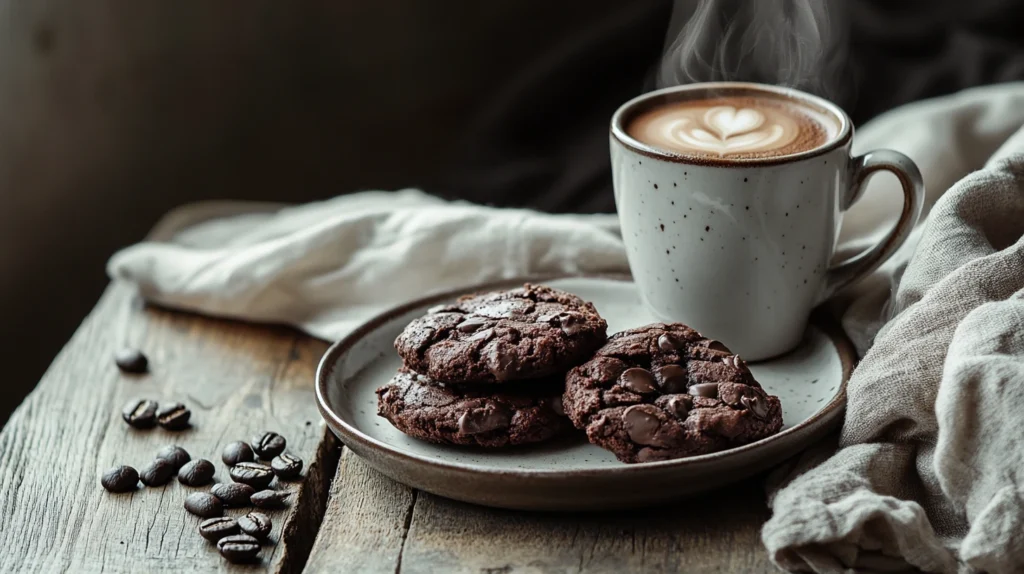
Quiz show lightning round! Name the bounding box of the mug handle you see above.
[819,149,925,302]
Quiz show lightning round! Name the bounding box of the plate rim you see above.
[315,274,855,478]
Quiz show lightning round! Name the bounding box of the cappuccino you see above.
[625,94,840,160]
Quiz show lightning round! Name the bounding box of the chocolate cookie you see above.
[562,323,783,463]
[395,284,608,384]
[376,369,570,447]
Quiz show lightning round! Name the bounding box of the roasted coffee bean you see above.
[184,492,223,518]
[100,465,138,493]
[250,432,286,459]
[270,453,303,480]
[114,348,148,374]
[211,482,255,507]
[155,402,191,430]
[198,517,239,542]
[250,489,291,509]
[155,445,191,470]
[121,398,158,429]
[229,462,274,489]
[139,458,176,487]
[178,459,215,486]
[217,534,261,563]
[237,512,272,540]
[222,441,255,466]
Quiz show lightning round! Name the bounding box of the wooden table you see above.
[0,282,778,573]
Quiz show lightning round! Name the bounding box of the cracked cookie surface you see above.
[376,368,570,447]
[395,284,608,384]
[563,323,783,463]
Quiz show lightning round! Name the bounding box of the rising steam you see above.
[657,0,850,101]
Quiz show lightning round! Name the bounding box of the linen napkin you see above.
[761,90,1024,573]
[108,83,1024,572]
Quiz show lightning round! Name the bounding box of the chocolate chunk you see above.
[722,354,751,373]
[457,319,489,333]
[457,405,512,435]
[657,333,683,352]
[466,328,495,342]
[707,340,730,353]
[666,396,691,419]
[619,367,657,394]
[622,405,666,447]
[688,382,720,398]
[558,312,583,335]
[654,365,688,394]
[740,395,768,420]
[484,346,517,381]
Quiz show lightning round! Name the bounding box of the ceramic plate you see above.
[316,276,854,511]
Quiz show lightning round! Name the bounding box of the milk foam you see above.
[627,96,840,159]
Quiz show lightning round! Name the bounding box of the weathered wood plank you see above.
[0,282,337,572]
[308,453,776,573]
[304,449,416,574]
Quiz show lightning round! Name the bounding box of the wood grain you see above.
[0,282,336,572]
[307,453,777,573]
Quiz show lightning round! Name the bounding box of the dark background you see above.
[3,0,1023,424]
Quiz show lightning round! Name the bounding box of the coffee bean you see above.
[217,534,261,563]
[155,402,191,430]
[222,441,255,466]
[270,453,303,480]
[155,445,191,470]
[211,482,255,507]
[178,459,215,486]
[229,462,274,489]
[139,458,176,487]
[237,512,272,540]
[199,517,239,542]
[184,492,223,518]
[114,348,148,374]
[250,432,286,459]
[100,465,138,493]
[121,398,158,429]
[250,489,291,509]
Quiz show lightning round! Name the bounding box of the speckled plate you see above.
[316,276,854,511]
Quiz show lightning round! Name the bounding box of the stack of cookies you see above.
[376,282,784,463]
[376,284,609,448]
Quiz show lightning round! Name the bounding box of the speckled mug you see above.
[610,82,924,361]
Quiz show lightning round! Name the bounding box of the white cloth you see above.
[110,192,624,340]
[108,83,1024,573]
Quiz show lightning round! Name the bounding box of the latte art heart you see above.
[704,106,764,138]
[657,106,790,157]
[625,96,839,160]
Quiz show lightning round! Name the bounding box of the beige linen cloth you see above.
[109,83,1024,572]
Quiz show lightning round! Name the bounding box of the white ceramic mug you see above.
[610,82,924,360]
